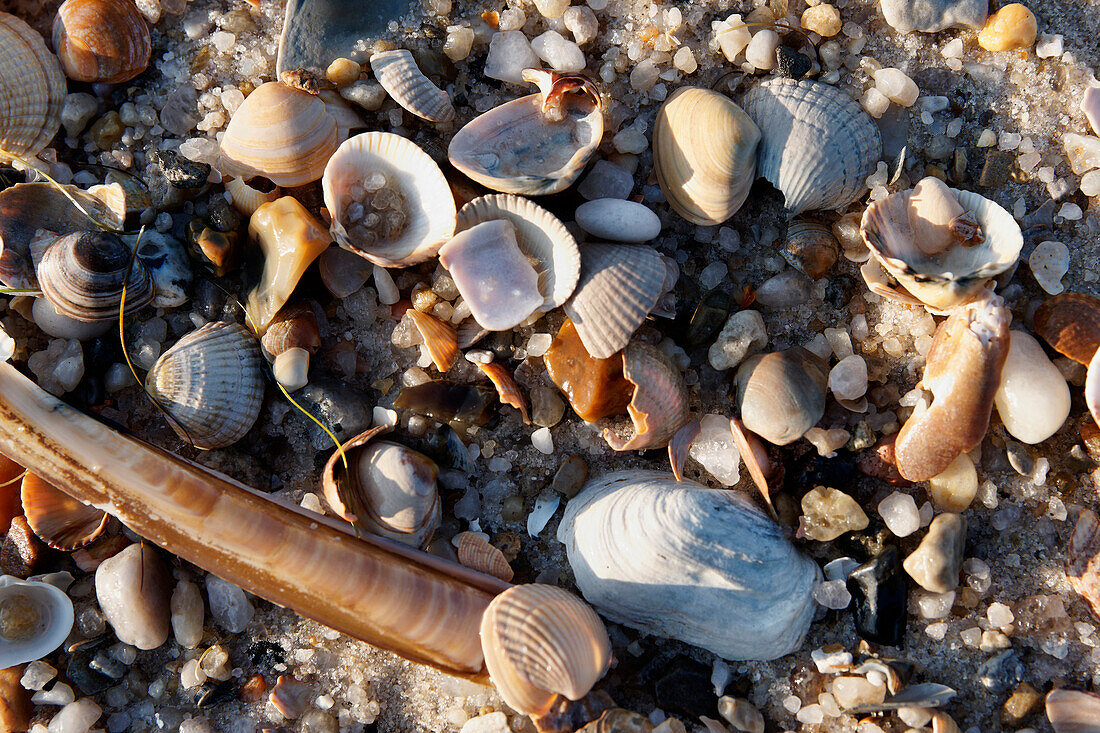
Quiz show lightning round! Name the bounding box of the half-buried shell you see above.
[1033,293,1100,365]
[20,472,108,550]
[370,49,454,123]
[0,12,66,163]
[37,231,154,322]
[455,531,513,581]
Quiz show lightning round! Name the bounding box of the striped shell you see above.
[225,176,281,218]
[20,472,107,550]
[260,302,321,357]
[456,532,513,581]
[743,78,881,215]
[480,584,611,716]
[145,322,264,450]
[0,575,74,669]
[1046,688,1100,733]
[37,231,154,322]
[52,0,150,84]
[477,362,530,424]
[1033,293,1100,365]
[370,49,454,123]
[603,342,689,452]
[0,12,65,162]
[406,309,458,372]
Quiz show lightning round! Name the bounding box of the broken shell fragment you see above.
[37,231,154,323]
[544,318,634,423]
[53,0,151,84]
[667,418,700,482]
[0,12,66,163]
[261,302,322,358]
[557,470,820,661]
[370,49,454,123]
[734,347,828,446]
[456,531,513,581]
[224,176,281,218]
[20,473,107,550]
[1066,508,1100,621]
[994,330,1071,444]
[1045,688,1100,733]
[0,574,74,668]
[1089,350,1100,430]
[405,309,458,372]
[1033,293,1100,365]
[602,342,689,452]
[477,362,530,425]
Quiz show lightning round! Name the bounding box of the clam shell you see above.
[322,131,456,268]
[370,49,455,123]
[20,472,107,550]
[783,219,839,279]
[1033,293,1100,365]
[0,12,65,163]
[37,231,154,322]
[455,531,513,581]
[602,342,689,452]
[0,575,74,668]
[743,79,881,214]
[734,347,828,446]
[557,469,821,660]
[219,82,339,187]
[480,584,611,716]
[225,176,281,218]
[456,194,580,313]
[1067,508,1100,621]
[562,243,667,359]
[1046,688,1100,733]
[53,0,150,84]
[653,87,760,225]
[1088,349,1100,431]
[145,322,264,450]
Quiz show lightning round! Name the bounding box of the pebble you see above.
[1001,682,1042,725]
[715,15,751,62]
[60,93,99,138]
[551,456,588,498]
[717,696,764,733]
[1081,169,1100,197]
[928,453,977,512]
[325,58,360,87]
[689,414,741,486]
[708,310,767,371]
[812,645,852,673]
[978,4,1037,51]
[831,676,886,709]
[673,47,697,74]
[530,387,566,428]
[21,661,58,692]
[698,262,727,291]
[531,427,554,454]
[828,355,868,401]
[150,150,210,189]
[318,248,372,299]
[1082,86,1100,137]
[798,486,869,541]
[47,699,102,733]
[527,490,559,537]
[170,580,204,648]
[339,80,387,112]
[95,544,172,650]
[460,712,509,733]
[861,88,891,118]
[132,232,192,308]
[34,682,75,707]
[563,6,598,45]
[848,547,908,646]
[801,4,842,36]
[578,160,634,200]
[874,68,919,106]
[879,0,988,33]
[204,576,254,633]
[803,427,850,458]
[1035,32,1064,58]
[877,491,920,537]
[744,30,779,70]
[575,199,661,242]
[979,149,1014,187]
[1063,133,1100,174]
[28,338,85,395]
[994,330,1071,445]
[903,513,966,593]
[812,579,852,610]
[612,125,647,154]
[977,649,1024,693]
[531,31,585,72]
[484,31,541,85]
[1029,240,1070,295]
[754,270,811,308]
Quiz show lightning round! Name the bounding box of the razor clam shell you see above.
[480,584,611,716]
[602,342,689,452]
[1066,508,1100,621]
[0,575,74,669]
[0,12,65,163]
[1033,292,1100,365]
[145,322,264,450]
[1046,688,1100,733]
[743,79,881,215]
[562,243,666,359]
[37,231,154,323]
[370,49,455,123]
[557,469,821,661]
[20,472,108,550]
[734,347,828,446]
[456,194,580,313]
[456,531,513,581]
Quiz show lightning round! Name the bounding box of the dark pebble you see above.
[847,546,908,647]
[151,150,211,190]
[775,46,811,79]
[784,453,857,495]
[977,649,1024,694]
[979,150,1015,188]
[551,456,589,499]
[192,278,228,321]
[206,195,243,233]
[847,421,876,451]
[652,656,718,719]
[90,651,128,679]
[248,640,285,669]
[685,290,730,346]
[67,648,116,695]
[824,274,856,309]
[297,381,375,439]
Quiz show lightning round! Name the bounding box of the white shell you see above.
[994,330,1070,444]
[0,575,74,668]
[556,469,821,661]
[744,79,881,214]
[370,49,454,123]
[575,199,661,243]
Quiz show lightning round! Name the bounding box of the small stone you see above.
[861,87,891,118]
[812,645,852,673]
[339,80,387,112]
[978,4,1037,51]
[689,414,741,486]
[319,248,372,299]
[775,46,812,79]
[485,31,541,85]
[828,355,868,401]
[755,269,812,308]
[47,699,101,733]
[878,492,920,537]
[531,31,585,72]
[698,262,727,290]
[578,160,634,200]
[715,15,751,61]
[977,649,1024,693]
[61,93,99,138]
[88,111,123,150]
[717,696,764,733]
[179,659,205,689]
[803,427,850,458]
[551,456,588,498]
[325,58,360,87]
[673,46,697,74]
[799,486,869,541]
[708,310,767,371]
[33,682,75,707]
[270,676,311,719]
[95,544,171,650]
[1001,682,1041,725]
[831,676,885,709]
[879,0,987,33]
[170,580,204,648]
[530,387,566,428]
[915,589,955,618]
[2,516,43,577]
[198,643,230,681]
[531,427,554,454]
[629,59,659,93]
[795,703,824,725]
[801,3,842,36]
[461,712,509,733]
[1063,133,1100,174]
[612,125,648,154]
[151,150,210,190]
[987,601,1015,628]
[575,199,661,243]
[204,575,254,633]
[21,661,58,692]
[979,149,1015,187]
[444,27,475,62]
[1083,86,1100,137]
[1029,240,1069,295]
[874,68,919,106]
[563,6,598,45]
[1080,170,1100,197]
[744,29,779,70]
[1035,32,1064,58]
[533,0,568,18]
[812,579,852,609]
[903,513,966,593]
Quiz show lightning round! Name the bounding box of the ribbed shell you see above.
[563,243,667,359]
[20,472,107,550]
[53,0,150,84]
[456,194,580,313]
[260,302,321,356]
[556,470,821,661]
[322,131,456,267]
[219,82,339,187]
[783,219,839,279]
[370,49,454,123]
[480,584,611,716]
[145,322,264,450]
[0,12,65,162]
[406,309,458,372]
[654,87,760,225]
[455,532,513,581]
[744,79,881,214]
[1033,293,1100,365]
[0,576,74,669]
[37,231,154,323]
[225,176,281,217]
[734,347,828,447]
[603,342,689,452]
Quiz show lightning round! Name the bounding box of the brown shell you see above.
[783,219,839,279]
[1033,293,1100,365]
[477,362,530,425]
[0,12,66,162]
[1067,508,1100,620]
[544,318,634,423]
[1045,688,1100,732]
[406,309,458,372]
[602,342,690,452]
[261,302,321,357]
[20,472,108,550]
[667,418,700,482]
[53,0,151,84]
[580,710,655,733]
[455,531,513,582]
[0,665,31,733]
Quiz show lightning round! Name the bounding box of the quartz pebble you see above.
[21,661,57,691]
[47,699,101,733]
[551,456,588,498]
[461,712,509,733]
[904,513,966,593]
[575,200,661,242]
[531,31,585,72]
[170,580,204,649]
[689,414,741,486]
[563,6,598,45]
[878,491,920,537]
[578,161,634,200]
[812,579,852,609]
[531,427,554,454]
[799,486,869,541]
[28,339,85,395]
[828,355,868,401]
[755,270,811,308]
[801,4,842,37]
[803,427,849,458]
[978,4,1037,51]
[994,330,1071,444]
[34,682,75,707]
[874,69,919,107]
[484,32,540,85]
[715,15,751,62]
[1029,240,1069,295]
[61,93,99,138]
[717,696,764,733]
[744,30,779,71]
[708,310,767,371]
[1064,133,1100,174]
[95,544,171,650]
[879,0,988,33]
[861,87,891,118]
[204,575,254,633]
[831,676,886,709]
[1035,32,1063,58]
[270,676,311,719]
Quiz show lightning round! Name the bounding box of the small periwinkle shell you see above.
[38,231,154,323]
[734,347,828,446]
[53,0,151,84]
[0,574,74,668]
[0,12,66,162]
[557,470,820,661]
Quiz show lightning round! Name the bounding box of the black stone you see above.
[298,380,376,439]
[686,289,731,346]
[824,274,856,310]
[653,656,718,720]
[248,640,286,668]
[89,650,127,679]
[784,452,857,496]
[195,679,239,708]
[207,195,242,233]
[775,46,812,79]
[151,149,211,189]
[848,546,908,647]
[67,648,116,695]
[977,649,1025,694]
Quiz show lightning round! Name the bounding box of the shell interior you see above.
[602,342,689,452]
[0,575,74,669]
[20,472,108,550]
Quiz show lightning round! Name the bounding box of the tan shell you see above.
[370,49,455,123]
[53,0,150,84]
[225,176,281,218]
[1089,349,1100,431]
[37,230,154,322]
[783,220,839,279]
[653,87,760,226]
[20,472,107,550]
[603,342,690,452]
[480,584,611,717]
[734,347,828,446]
[1046,688,1100,732]
[667,418,701,481]
[0,12,65,162]
[1033,293,1100,365]
[261,301,321,357]
[407,309,458,372]
[219,82,339,187]
[456,531,513,581]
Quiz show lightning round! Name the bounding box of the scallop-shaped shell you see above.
[370,49,454,123]
[322,131,456,268]
[556,470,821,660]
[734,347,828,446]
[0,575,74,669]
[653,87,760,225]
[260,301,320,357]
[480,584,611,716]
[562,243,667,359]
[455,531,513,581]
[860,183,1023,311]
[448,69,604,196]
[743,78,881,215]
[20,472,108,550]
[406,309,458,372]
[1034,293,1100,365]
[456,194,580,313]
[1046,688,1100,732]
[53,0,151,84]
[219,82,339,187]
[783,219,839,279]
[37,231,154,322]
[225,176,281,218]
[0,12,65,162]
[145,322,264,450]
[603,342,689,452]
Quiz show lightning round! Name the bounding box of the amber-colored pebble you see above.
[240,673,268,703]
[978,3,1038,52]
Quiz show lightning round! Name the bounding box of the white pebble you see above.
[575,199,661,242]
[715,15,751,62]
[531,31,586,72]
[861,87,891,118]
[1029,240,1070,295]
[526,333,553,357]
[878,491,920,537]
[987,602,1015,629]
[812,580,852,609]
[373,265,400,305]
[533,0,569,19]
[744,29,779,70]
[531,427,554,454]
[1035,33,1064,58]
[977,129,997,147]
[1059,202,1083,220]
[873,68,919,106]
[563,6,598,45]
[828,355,868,401]
[484,31,541,85]
[689,414,741,486]
[204,575,254,633]
[47,699,102,733]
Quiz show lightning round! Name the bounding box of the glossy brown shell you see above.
[20,472,107,550]
[53,0,151,84]
[1033,293,1100,365]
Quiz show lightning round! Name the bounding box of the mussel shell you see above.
[53,0,151,84]
[370,49,454,123]
[38,231,154,323]
[0,12,65,162]
[734,347,828,446]
[1033,293,1100,365]
[0,575,74,669]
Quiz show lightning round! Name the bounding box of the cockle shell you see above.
[219,81,339,187]
[0,12,65,163]
[322,131,456,268]
[225,176,281,218]
[993,330,1070,445]
[734,347,828,446]
[0,574,74,668]
[145,322,264,450]
[544,318,634,423]
[1033,293,1100,365]
[602,342,689,452]
[370,49,454,123]
[449,69,604,196]
[557,470,820,660]
[37,231,154,322]
[1045,688,1100,733]
[653,87,760,225]
[456,531,513,581]
[53,0,151,84]
[743,78,881,215]
[20,472,107,550]
[480,584,611,716]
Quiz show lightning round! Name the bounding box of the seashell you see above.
[543,318,634,423]
[602,342,689,452]
[244,196,331,334]
[563,243,667,359]
[369,49,454,123]
[734,347,828,446]
[449,69,604,196]
[145,322,265,450]
[574,199,661,243]
[0,12,65,163]
[37,230,154,322]
[321,426,441,548]
[456,194,580,314]
[730,417,774,512]
[225,176,281,218]
[558,470,820,660]
[53,0,151,84]
[1066,508,1100,622]
[782,220,839,279]
[20,472,107,550]
[859,178,1023,311]
[322,131,456,268]
[261,301,321,357]
[1033,293,1100,365]
[994,330,1071,444]
[477,362,530,424]
[219,81,339,187]
[894,291,1010,481]
[0,456,23,534]
[580,709,655,733]
[0,574,74,668]
[394,381,496,432]
[456,531,513,581]
[276,0,415,76]
[406,309,458,372]
[667,418,700,481]
[1046,688,1100,733]
[743,78,881,215]
[653,87,760,225]
[1089,350,1100,430]
[480,584,611,717]
[318,88,364,142]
